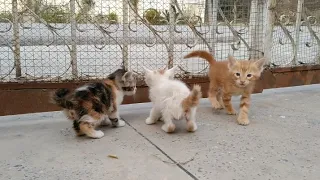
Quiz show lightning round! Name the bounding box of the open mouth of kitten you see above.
[237,84,247,88]
[122,87,135,91]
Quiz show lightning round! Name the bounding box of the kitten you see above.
[184,50,265,125]
[51,69,137,138]
[143,66,202,133]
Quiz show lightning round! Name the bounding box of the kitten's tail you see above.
[182,85,202,111]
[183,50,216,65]
[51,88,74,109]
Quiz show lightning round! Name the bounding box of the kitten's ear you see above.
[168,65,178,72]
[227,55,237,69]
[254,58,266,73]
[122,71,134,81]
[165,65,178,78]
[142,66,152,74]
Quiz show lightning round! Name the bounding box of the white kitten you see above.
[143,66,202,133]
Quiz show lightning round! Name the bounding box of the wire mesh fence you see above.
[0,0,319,82]
[271,0,320,67]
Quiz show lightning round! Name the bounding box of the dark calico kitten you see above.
[51,69,137,139]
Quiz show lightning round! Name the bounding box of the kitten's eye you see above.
[235,73,240,76]
[247,74,252,78]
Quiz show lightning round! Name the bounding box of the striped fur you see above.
[184,50,265,125]
[51,69,137,138]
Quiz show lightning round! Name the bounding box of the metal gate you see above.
[0,0,319,115]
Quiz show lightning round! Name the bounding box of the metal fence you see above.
[0,0,319,82]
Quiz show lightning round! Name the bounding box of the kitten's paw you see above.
[161,123,176,133]
[186,121,197,132]
[212,101,224,110]
[89,130,105,139]
[227,109,237,115]
[218,101,225,109]
[145,117,156,125]
[116,119,126,127]
[100,118,111,126]
[76,131,85,136]
[237,118,250,126]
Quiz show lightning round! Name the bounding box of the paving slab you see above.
[0,114,192,180]
[121,84,320,180]
[0,84,319,180]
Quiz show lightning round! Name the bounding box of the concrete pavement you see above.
[1,84,320,180]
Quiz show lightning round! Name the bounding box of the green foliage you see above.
[218,0,250,22]
[95,14,107,24]
[19,0,70,23]
[180,16,201,26]
[130,0,139,9]
[143,7,201,26]
[0,12,12,22]
[76,13,91,24]
[130,0,139,23]
[82,0,95,8]
[80,0,95,15]
[161,6,200,26]
[0,0,253,25]
[40,6,70,23]
[144,8,166,25]
[107,12,118,24]
[76,0,95,24]
[162,5,180,23]
[22,0,41,14]
[0,7,69,24]
[95,12,118,24]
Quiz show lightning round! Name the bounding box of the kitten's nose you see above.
[240,81,245,84]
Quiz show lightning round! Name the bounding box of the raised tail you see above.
[51,88,74,109]
[184,50,216,65]
[182,85,202,111]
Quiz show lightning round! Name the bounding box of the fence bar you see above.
[207,0,217,55]
[122,0,129,70]
[294,0,304,65]
[248,0,264,59]
[70,0,78,78]
[263,0,275,64]
[168,0,175,68]
[12,0,21,78]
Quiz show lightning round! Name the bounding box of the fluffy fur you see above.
[51,69,137,138]
[184,50,265,125]
[143,66,202,133]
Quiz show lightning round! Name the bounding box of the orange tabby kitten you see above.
[184,50,265,125]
